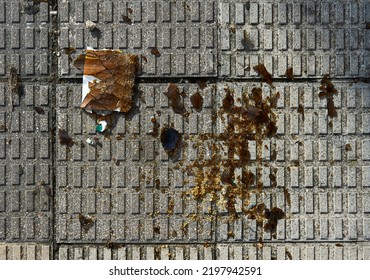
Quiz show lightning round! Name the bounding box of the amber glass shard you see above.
[319,74,338,118]
[253,64,273,86]
[163,83,186,114]
[74,49,139,114]
[190,91,203,112]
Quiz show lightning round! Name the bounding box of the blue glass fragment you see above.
[160,127,180,152]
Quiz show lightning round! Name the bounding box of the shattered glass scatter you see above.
[187,85,280,221]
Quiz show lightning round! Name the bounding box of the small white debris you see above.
[85,20,97,31]
[86,138,95,146]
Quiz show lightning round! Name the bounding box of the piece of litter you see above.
[150,115,160,137]
[96,120,108,133]
[253,64,273,86]
[34,106,45,115]
[85,20,97,31]
[163,83,186,114]
[58,129,74,146]
[190,91,203,112]
[86,138,95,146]
[78,214,95,232]
[74,48,139,115]
[160,127,181,154]
[85,21,101,38]
[319,75,338,118]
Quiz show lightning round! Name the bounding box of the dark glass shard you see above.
[160,127,180,153]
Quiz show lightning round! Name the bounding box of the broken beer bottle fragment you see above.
[285,67,294,80]
[74,49,139,115]
[58,129,74,146]
[253,64,273,86]
[190,91,203,112]
[163,83,186,114]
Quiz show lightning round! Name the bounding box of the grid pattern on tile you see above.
[58,0,218,78]
[0,83,52,242]
[0,0,368,260]
[219,1,370,78]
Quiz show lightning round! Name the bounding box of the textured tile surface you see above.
[0,1,51,77]
[0,243,51,260]
[219,1,370,78]
[58,0,218,78]
[0,83,53,242]
[57,244,216,260]
[0,0,368,260]
[55,83,217,243]
[214,82,370,243]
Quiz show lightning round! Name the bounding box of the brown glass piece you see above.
[122,15,132,24]
[163,83,186,114]
[298,104,304,115]
[197,80,208,90]
[74,49,139,113]
[190,91,203,112]
[298,104,305,121]
[64,47,76,55]
[150,48,161,57]
[153,226,160,234]
[151,116,160,137]
[58,129,74,146]
[319,74,338,118]
[141,55,148,63]
[64,47,76,63]
[283,187,291,206]
[345,144,352,151]
[34,106,45,115]
[285,67,294,80]
[222,88,234,111]
[286,250,293,260]
[264,207,285,234]
[78,214,94,232]
[253,64,273,86]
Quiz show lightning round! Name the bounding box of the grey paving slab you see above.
[217,243,370,260]
[219,0,370,78]
[0,243,51,260]
[214,81,370,243]
[58,0,217,78]
[0,0,368,260]
[57,244,216,260]
[0,83,53,242]
[55,83,217,243]
[0,1,52,77]
[55,80,370,250]
[57,243,370,260]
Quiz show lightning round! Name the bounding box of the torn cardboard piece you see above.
[74,48,139,115]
